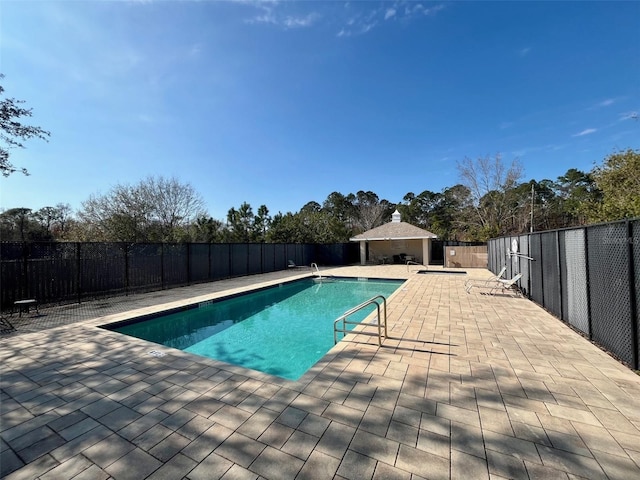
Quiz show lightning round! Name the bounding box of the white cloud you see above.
[247,10,277,25]
[573,128,597,137]
[247,8,319,29]
[188,43,202,58]
[243,1,444,36]
[423,4,445,16]
[510,143,566,159]
[518,47,531,57]
[244,2,280,26]
[586,97,620,111]
[361,22,376,33]
[337,18,377,37]
[282,13,320,28]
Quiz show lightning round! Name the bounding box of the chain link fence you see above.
[488,219,640,370]
[1,242,359,311]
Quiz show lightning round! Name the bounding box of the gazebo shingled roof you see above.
[349,210,437,241]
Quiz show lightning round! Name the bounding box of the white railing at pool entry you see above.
[311,262,321,277]
[406,260,425,272]
[311,263,336,282]
[333,295,388,346]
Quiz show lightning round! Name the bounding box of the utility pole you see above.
[530,183,535,233]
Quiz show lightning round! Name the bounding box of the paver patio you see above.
[1,265,639,479]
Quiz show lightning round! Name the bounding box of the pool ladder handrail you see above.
[333,295,388,346]
[310,262,322,278]
[406,260,425,272]
[311,262,335,282]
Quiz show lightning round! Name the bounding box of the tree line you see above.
[1,149,638,244]
[1,74,638,244]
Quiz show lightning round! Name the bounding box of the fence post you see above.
[160,243,165,290]
[522,235,530,299]
[538,234,545,309]
[556,231,564,322]
[124,243,130,297]
[627,220,638,370]
[187,243,191,285]
[76,242,81,304]
[584,227,593,340]
[21,242,29,300]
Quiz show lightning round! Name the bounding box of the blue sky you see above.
[1,1,638,220]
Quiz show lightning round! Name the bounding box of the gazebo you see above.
[350,210,438,266]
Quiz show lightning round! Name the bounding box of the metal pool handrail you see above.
[333,295,388,346]
[311,262,336,282]
[406,260,424,272]
[311,262,321,277]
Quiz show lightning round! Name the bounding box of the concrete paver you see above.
[2,265,640,479]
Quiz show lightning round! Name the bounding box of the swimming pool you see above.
[104,277,404,380]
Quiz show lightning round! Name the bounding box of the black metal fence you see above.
[487,219,639,370]
[1,242,359,310]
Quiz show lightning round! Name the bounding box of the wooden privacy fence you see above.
[444,245,488,268]
[1,241,359,311]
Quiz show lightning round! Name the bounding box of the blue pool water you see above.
[107,277,404,380]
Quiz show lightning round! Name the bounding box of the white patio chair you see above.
[466,272,522,296]
[464,266,506,293]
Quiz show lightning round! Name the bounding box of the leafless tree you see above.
[457,154,524,239]
[352,191,391,232]
[78,176,206,242]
